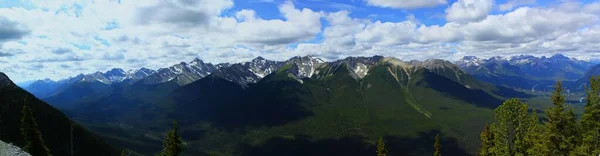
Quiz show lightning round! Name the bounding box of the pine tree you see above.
[574,76,600,155]
[160,121,183,156]
[20,98,51,156]
[376,137,387,156]
[525,110,547,156]
[543,81,577,155]
[434,134,441,156]
[479,124,494,156]
[490,98,538,155]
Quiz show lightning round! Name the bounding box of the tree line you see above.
[479,77,600,156]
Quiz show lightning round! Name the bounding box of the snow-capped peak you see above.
[125,68,157,81]
[245,56,284,78]
[456,56,484,67]
[287,56,326,78]
[103,68,127,83]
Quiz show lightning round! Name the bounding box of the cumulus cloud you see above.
[51,48,72,54]
[0,16,30,42]
[498,0,535,11]
[232,1,324,46]
[365,0,448,9]
[584,1,600,14]
[2,0,600,81]
[0,52,14,57]
[445,0,493,23]
[136,0,233,28]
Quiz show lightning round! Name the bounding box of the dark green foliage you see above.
[20,98,51,156]
[377,137,387,156]
[574,76,600,155]
[483,98,539,155]
[478,81,600,156]
[479,124,494,156]
[0,79,119,156]
[543,81,577,156]
[434,134,440,156]
[160,121,183,156]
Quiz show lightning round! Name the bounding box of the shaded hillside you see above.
[43,81,111,109]
[0,72,119,156]
[570,63,600,90]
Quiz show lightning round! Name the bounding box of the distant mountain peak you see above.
[461,56,479,60]
[192,57,202,62]
[106,68,125,73]
[42,78,54,82]
[191,58,207,66]
[253,56,266,61]
[551,54,568,59]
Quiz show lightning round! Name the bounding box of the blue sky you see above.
[1,0,600,82]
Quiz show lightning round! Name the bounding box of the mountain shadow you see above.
[491,85,534,98]
[418,71,504,109]
[239,130,469,156]
[43,81,110,109]
[165,73,314,131]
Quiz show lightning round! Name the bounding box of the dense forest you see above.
[478,77,600,156]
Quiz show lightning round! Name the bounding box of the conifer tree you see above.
[543,81,577,156]
[160,121,183,156]
[525,110,547,156]
[434,134,441,156]
[490,98,538,155]
[20,98,51,156]
[574,76,600,155]
[479,124,494,156]
[376,137,387,156]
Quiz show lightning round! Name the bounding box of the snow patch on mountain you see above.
[287,56,325,78]
[354,63,368,79]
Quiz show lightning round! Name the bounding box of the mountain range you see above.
[12,54,600,155]
[19,55,533,155]
[25,54,599,100]
[455,54,596,91]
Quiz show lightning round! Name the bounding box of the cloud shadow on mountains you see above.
[238,130,469,156]
[168,75,314,131]
[420,72,504,109]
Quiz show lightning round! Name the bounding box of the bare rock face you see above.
[0,140,31,156]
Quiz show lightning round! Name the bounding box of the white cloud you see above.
[584,1,600,14]
[498,0,535,11]
[2,0,600,82]
[0,16,30,42]
[445,0,494,23]
[231,1,324,46]
[365,0,448,9]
